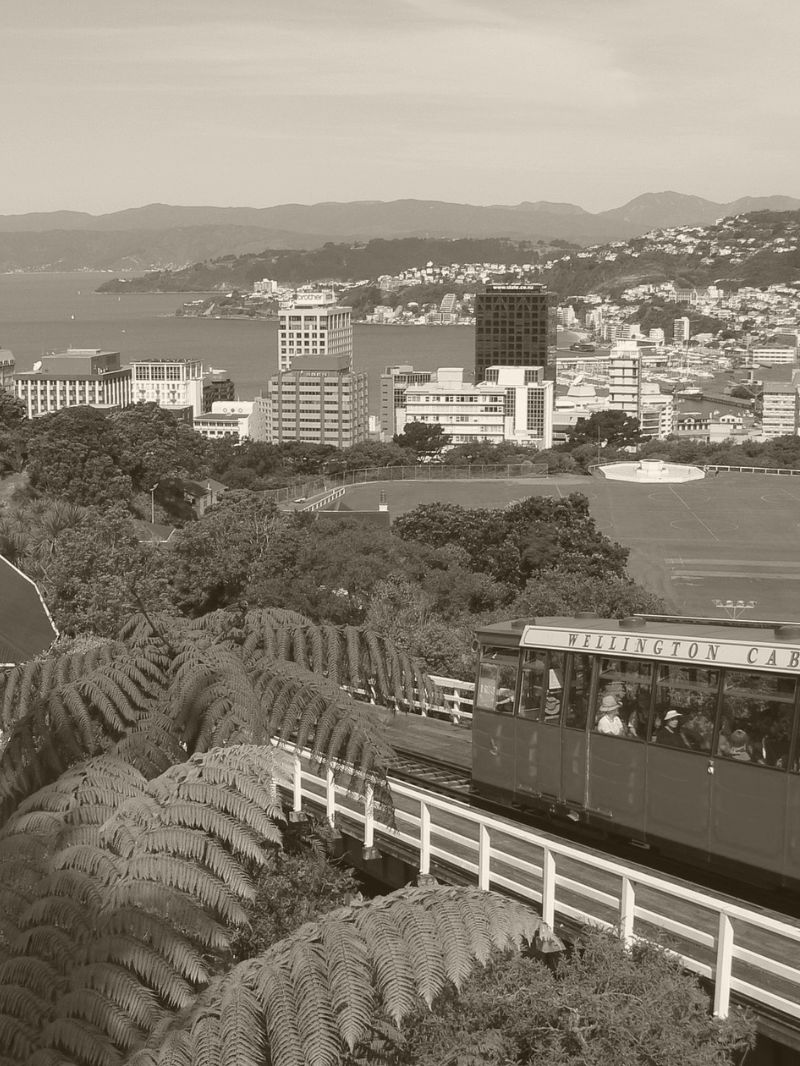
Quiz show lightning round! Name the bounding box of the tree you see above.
[25,406,133,505]
[168,491,280,615]
[111,402,208,491]
[0,608,541,1066]
[391,932,753,1066]
[38,504,175,636]
[246,517,418,625]
[0,392,26,429]
[393,421,451,459]
[570,410,646,449]
[506,566,668,620]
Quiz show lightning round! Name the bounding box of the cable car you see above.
[472,614,800,889]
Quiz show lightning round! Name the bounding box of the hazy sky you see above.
[4,0,799,215]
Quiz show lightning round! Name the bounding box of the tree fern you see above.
[128,886,542,1066]
[0,746,289,1065]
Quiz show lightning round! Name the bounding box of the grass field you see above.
[337,474,800,621]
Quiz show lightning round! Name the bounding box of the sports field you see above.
[337,474,800,621]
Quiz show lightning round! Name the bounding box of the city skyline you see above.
[4,0,799,216]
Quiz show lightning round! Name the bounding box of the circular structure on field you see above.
[598,459,705,484]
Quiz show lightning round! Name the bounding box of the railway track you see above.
[387,747,800,921]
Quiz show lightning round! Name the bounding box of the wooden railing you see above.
[277,749,800,1023]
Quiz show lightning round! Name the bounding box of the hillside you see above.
[95,211,800,298]
[542,210,800,298]
[95,238,548,293]
[4,192,800,272]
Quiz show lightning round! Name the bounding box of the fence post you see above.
[619,875,635,946]
[325,766,336,827]
[541,847,556,928]
[419,800,432,876]
[478,823,491,890]
[713,912,734,1018]
[292,753,303,815]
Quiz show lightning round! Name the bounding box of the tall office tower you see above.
[474,283,556,383]
[278,291,353,372]
[673,316,691,346]
[608,341,674,440]
[266,355,368,448]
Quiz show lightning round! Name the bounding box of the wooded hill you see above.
[96,211,800,298]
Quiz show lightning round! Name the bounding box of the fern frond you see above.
[218,975,265,1066]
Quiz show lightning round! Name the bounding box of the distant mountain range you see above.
[1,192,799,272]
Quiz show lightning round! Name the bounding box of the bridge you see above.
[274,689,800,1055]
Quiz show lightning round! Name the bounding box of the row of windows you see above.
[476,646,800,772]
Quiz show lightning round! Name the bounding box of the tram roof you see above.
[477,616,800,648]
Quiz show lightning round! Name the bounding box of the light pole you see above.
[150,483,158,525]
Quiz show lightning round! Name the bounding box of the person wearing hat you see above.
[596,694,625,736]
[655,709,691,748]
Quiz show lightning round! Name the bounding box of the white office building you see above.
[15,349,131,418]
[129,359,205,417]
[278,292,353,372]
[608,341,674,439]
[398,366,554,449]
[193,400,267,442]
[761,381,798,439]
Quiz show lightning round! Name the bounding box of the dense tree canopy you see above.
[393,421,451,459]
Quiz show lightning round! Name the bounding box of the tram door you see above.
[708,670,795,875]
[471,646,518,801]
[560,652,592,807]
[585,657,649,836]
[645,664,716,856]
[513,650,564,806]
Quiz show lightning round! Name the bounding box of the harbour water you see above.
[0,272,475,412]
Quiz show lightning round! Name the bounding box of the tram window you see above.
[718,670,796,769]
[564,653,592,730]
[593,657,652,740]
[475,647,519,714]
[518,650,564,723]
[651,664,719,751]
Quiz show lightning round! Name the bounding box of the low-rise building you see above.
[0,349,14,394]
[193,400,268,442]
[15,348,131,418]
[399,368,506,446]
[397,366,554,449]
[750,345,797,367]
[129,359,205,417]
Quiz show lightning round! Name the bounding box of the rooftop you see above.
[0,555,58,665]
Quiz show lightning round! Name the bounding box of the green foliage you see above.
[393,493,629,587]
[569,409,646,449]
[21,403,209,508]
[505,566,668,620]
[230,825,360,962]
[388,931,754,1066]
[0,392,25,430]
[131,886,541,1066]
[393,422,451,460]
[26,406,133,505]
[168,492,279,615]
[111,403,209,490]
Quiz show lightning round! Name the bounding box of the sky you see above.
[3,0,799,215]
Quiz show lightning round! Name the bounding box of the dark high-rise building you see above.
[474,284,556,383]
